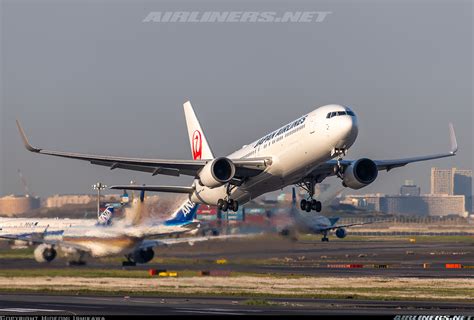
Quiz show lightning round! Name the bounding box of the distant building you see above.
[45,194,95,208]
[400,180,421,196]
[0,195,41,216]
[431,168,472,211]
[44,194,122,208]
[344,193,467,217]
[420,194,466,217]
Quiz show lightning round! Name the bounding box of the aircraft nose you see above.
[337,114,358,145]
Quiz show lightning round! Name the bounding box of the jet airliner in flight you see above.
[17,102,457,213]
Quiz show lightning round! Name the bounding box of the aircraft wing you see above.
[319,220,379,232]
[308,123,457,180]
[16,121,270,179]
[139,234,252,249]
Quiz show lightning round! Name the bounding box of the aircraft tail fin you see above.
[328,217,340,226]
[97,206,114,225]
[164,198,199,225]
[289,187,298,217]
[183,101,214,160]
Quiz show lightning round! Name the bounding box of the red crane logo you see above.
[192,130,202,160]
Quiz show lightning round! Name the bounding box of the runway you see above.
[0,294,473,315]
[0,237,472,314]
[1,237,473,278]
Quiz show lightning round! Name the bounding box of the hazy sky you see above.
[1,0,472,198]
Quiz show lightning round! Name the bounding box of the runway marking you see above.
[0,308,65,313]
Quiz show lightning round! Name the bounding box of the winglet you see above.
[16,120,41,153]
[449,122,458,154]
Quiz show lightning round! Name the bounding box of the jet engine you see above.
[130,248,154,264]
[34,244,57,263]
[335,228,347,239]
[342,158,378,189]
[198,157,236,188]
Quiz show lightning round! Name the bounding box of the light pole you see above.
[92,182,107,218]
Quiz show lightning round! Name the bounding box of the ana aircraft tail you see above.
[164,198,199,225]
[97,206,114,226]
[124,190,199,226]
[183,101,214,160]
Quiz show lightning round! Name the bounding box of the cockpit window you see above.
[327,110,354,119]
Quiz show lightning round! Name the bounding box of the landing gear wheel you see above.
[217,199,225,210]
[218,198,238,212]
[300,199,307,211]
[321,237,329,242]
[221,201,229,212]
[312,200,322,212]
[297,178,323,212]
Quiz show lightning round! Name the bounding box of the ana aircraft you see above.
[279,188,375,242]
[0,205,116,248]
[0,195,209,265]
[17,102,458,213]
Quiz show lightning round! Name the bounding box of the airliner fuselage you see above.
[191,105,358,205]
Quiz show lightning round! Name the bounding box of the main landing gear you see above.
[297,177,322,213]
[217,198,239,212]
[300,199,322,212]
[217,184,239,212]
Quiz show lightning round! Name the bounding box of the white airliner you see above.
[17,102,458,213]
[0,195,206,265]
[0,206,115,248]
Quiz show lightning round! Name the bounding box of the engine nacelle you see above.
[34,244,57,263]
[335,228,347,239]
[131,248,154,264]
[342,158,378,189]
[199,157,236,188]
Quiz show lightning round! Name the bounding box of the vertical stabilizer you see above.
[97,206,114,226]
[165,198,199,225]
[183,101,214,160]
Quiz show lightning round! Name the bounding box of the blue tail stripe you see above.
[164,200,199,226]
